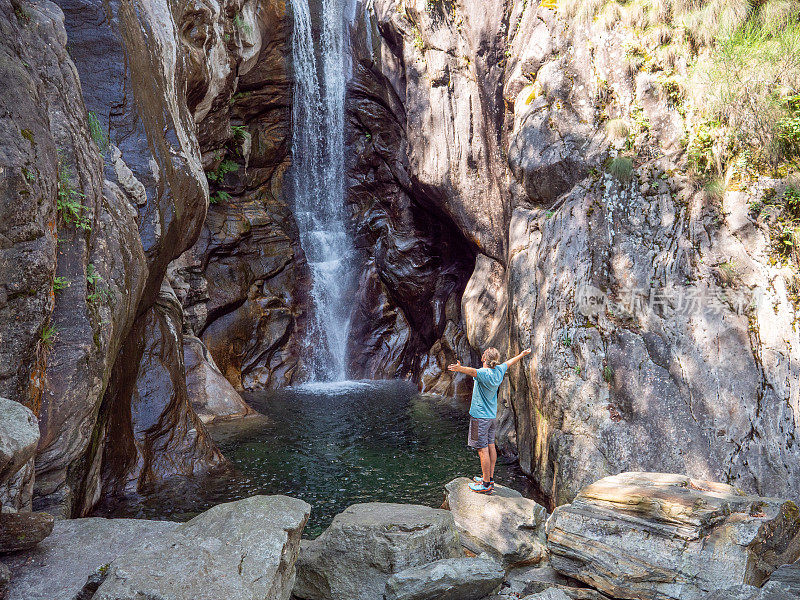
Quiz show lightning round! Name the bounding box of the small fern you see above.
[210,191,232,204]
[57,157,91,231]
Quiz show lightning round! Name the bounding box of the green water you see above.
[95,380,534,537]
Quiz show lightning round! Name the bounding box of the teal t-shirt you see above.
[469,363,508,419]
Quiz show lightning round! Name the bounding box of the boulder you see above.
[183,335,256,423]
[293,502,462,600]
[0,398,39,491]
[384,557,504,600]
[0,511,54,553]
[0,517,178,600]
[92,495,309,600]
[546,472,800,600]
[443,477,548,566]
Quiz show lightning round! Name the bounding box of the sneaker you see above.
[472,476,495,486]
[469,480,494,494]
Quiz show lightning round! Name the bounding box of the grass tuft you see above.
[608,156,634,182]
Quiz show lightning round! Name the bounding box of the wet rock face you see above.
[176,0,311,390]
[346,0,508,389]
[98,283,225,498]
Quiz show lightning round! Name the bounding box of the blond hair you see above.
[484,348,501,368]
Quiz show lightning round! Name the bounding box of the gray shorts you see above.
[467,417,496,449]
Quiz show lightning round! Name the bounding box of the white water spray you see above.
[289,0,354,381]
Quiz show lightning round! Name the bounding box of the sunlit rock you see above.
[443,477,548,567]
[546,472,800,600]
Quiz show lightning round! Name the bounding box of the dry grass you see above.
[605,118,631,141]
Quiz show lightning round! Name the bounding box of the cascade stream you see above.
[289,0,354,382]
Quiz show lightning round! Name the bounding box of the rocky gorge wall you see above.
[1,0,800,519]
[0,0,309,516]
[344,0,800,504]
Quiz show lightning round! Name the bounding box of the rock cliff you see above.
[1,0,799,517]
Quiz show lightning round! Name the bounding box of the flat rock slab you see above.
[384,556,504,600]
[93,495,310,600]
[443,477,548,566]
[546,472,800,600]
[0,511,54,552]
[522,590,573,600]
[0,517,178,600]
[293,502,462,600]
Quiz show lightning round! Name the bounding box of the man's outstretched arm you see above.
[505,348,532,368]
[448,360,478,378]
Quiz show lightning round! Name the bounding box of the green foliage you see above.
[778,224,798,258]
[608,156,634,182]
[86,263,111,304]
[210,190,232,204]
[230,125,249,141]
[717,260,738,286]
[412,25,424,51]
[14,5,31,23]
[206,158,239,183]
[686,122,720,177]
[233,13,253,35]
[53,276,70,293]
[785,185,800,219]
[22,167,35,183]
[230,91,251,106]
[57,157,91,231]
[602,365,614,383]
[41,323,57,349]
[87,111,108,152]
[777,94,800,159]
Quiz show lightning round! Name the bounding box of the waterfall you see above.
[289,0,354,381]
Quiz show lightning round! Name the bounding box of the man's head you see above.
[482,348,501,368]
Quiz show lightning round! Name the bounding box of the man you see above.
[448,347,531,493]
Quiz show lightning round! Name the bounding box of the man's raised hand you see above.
[521,348,531,356]
[448,360,462,372]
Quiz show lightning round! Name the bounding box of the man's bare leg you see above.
[488,443,497,480]
[477,447,491,483]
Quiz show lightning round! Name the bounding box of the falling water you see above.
[289,0,353,381]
